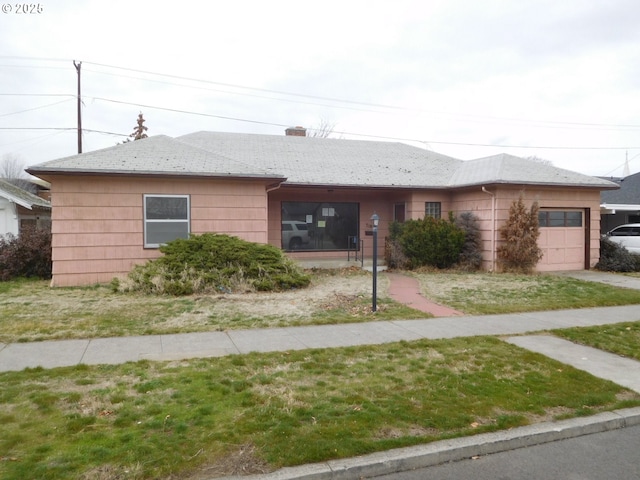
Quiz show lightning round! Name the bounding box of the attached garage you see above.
[537,209,588,271]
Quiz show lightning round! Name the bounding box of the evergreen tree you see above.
[497,194,543,273]
[129,113,148,141]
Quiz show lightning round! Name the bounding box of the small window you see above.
[538,210,583,228]
[144,195,190,248]
[425,202,441,219]
[566,211,582,227]
[548,211,565,227]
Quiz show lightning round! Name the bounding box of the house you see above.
[0,178,51,238]
[600,172,640,233]
[27,129,618,287]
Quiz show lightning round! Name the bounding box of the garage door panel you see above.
[538,224,585,272]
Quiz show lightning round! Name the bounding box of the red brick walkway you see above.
[385,272,464,317]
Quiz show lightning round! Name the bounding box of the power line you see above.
[81,68,389,115]
[88,96,640,151]
[3,56,640,154]
[5,56,640,131]
[0,99,75,118]
[0,93,74,97]
[82,61,640,131]
[0,127,127,136]
[4,57,640,132]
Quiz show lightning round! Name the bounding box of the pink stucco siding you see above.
[47,175,271,286]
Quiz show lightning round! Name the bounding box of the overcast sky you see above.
[1,0,640,177]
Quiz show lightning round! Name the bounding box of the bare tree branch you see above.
[308,118,338,138]
[0,154,36,192]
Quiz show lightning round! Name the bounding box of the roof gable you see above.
[0,179,50,210]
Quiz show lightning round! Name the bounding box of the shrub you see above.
[384,221,409,269]
[0,226,52,281]
[595,236,640,272]
[497,195,543,273]
[383,237,409,270]
[454,211,483,271]
[394,215,465,269]
[116,233,311,295]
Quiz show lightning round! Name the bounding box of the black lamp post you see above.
[371,213,379,312]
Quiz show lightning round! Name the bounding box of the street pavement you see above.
[370,424,640,480]
[2,270,640,479]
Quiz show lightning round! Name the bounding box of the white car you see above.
[605,224,640,254]
[281,220,310,250]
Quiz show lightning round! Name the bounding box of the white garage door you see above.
[537,210,585,271]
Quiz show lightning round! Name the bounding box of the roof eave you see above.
[450,179,620,190]
[26,168,287,182]
[282,181,451,189]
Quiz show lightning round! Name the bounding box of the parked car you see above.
[281,220,310,250]
[605,223,640,254]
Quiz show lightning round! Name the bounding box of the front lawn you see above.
[416,272,640,315]
[3,271,640,342]
[1,336,639,479]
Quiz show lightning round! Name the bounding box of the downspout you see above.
[266,180,284,194]
[482,186,496,271]
[266,180,285,247]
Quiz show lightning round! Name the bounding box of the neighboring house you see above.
[600,172,640,233]
[27,129,618,287]
[0,178,51,238]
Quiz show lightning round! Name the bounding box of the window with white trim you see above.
[144,194,190,248]
[425,202,441,219]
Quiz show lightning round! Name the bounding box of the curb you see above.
[220,407,640,480]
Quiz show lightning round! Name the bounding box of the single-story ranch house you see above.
[27,128,618,287]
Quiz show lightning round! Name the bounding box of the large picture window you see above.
[281,202,359,251]
[144,194,190,248]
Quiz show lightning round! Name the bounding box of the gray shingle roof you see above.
[28,132,618,190]
[0,178,50,210]
[177,132,462,187]
[600,172,640,204]
[28,135,284,180]
[450,153,615,188]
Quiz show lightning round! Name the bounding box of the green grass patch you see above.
[1,337,638,479]
[417,272,640,315]
[553,321,640,361]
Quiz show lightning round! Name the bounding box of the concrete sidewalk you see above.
[2,303,640,373]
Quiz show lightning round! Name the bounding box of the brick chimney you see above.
[285,126,307,137]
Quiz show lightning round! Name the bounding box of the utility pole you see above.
[73,60,82,154]
[624,150,630,177]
